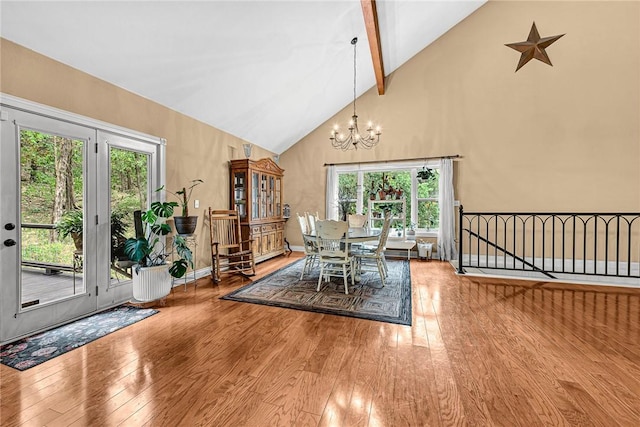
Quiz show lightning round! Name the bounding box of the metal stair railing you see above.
[457,206,640,279]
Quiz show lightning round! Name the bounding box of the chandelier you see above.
[330,37,382,150]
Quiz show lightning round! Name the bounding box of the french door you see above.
[96,130,158,309]
[0,98,163,343]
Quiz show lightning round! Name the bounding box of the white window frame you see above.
[331,160,440,234]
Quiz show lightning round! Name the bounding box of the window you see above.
[417,169,439,230]
[362,171,411,227]
[333,161,441,232]
[337,173,357,220]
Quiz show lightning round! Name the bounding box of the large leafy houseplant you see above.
[123,201,193,278]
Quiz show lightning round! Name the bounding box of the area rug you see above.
[221,259,412,325]
[0,305,158,371]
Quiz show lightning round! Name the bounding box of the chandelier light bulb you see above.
[330,37,382,151]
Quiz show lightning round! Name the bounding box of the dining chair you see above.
[296,212,309,234]
[305,212,317,234]
[353,212,392,286]
[347,214,367,228]
[347,213,367,250]
[315,219,354,294]
[208,208,256,283]
[297,213,318,279]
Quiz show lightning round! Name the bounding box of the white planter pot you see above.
[132,264,172,302]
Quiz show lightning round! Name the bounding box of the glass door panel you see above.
[260,174,267,218]
[20,131,86,306]
[268,176,274,218]
[109,147,149,287]
[252,172,259,220]
[97,130,159,309]
[234,171,247,219]
[275,177,282,217]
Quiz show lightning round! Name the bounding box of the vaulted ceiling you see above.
[1,1,485,154]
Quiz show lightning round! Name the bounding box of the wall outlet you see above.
[454,200,460,207]
[194,199,199,209]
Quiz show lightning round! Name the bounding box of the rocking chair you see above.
[209,208,256,283]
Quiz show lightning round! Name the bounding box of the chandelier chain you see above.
[330,36,381,151]
[352,37,357,117]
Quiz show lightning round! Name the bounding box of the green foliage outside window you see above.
[417,169,439,229]
[336,168,440,230]
[20,130,149,266]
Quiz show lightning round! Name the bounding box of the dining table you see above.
[303,227,381,243]
[304,227,381,282]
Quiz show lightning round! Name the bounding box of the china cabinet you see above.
[229,158,285,263]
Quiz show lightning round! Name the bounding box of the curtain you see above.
[325,165,338,220]
[438,158,457,261]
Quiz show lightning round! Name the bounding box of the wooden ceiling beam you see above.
[360,0,385,95]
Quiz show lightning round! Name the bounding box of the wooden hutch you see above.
[229,158,285,263]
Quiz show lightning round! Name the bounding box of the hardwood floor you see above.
[2,253,640,426]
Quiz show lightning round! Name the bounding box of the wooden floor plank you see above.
[2,255,640,426]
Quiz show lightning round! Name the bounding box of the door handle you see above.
[4,223,15,230]
[4,239,16,247]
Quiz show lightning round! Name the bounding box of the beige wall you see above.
[0,38,275,271]
[281,0,640,247]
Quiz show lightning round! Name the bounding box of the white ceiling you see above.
[1,0,485,154]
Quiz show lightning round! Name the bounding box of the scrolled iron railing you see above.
[458,206,640,280]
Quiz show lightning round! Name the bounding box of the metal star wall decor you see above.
[506,22,565,72]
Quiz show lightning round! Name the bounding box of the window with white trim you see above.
[331,160,440,233]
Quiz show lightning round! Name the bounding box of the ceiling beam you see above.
[360,0,385,95]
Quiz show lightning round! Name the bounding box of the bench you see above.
[385,239,416,260]
[21,260,78,275]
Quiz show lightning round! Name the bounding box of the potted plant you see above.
[57,209,128,253]
[124,200,193,302]
[417,168,433,183]
[337,191,352,221]
[161,179,204,235]
[56,209,84,250]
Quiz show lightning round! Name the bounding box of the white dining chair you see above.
[353,212,392,285]
[347,214,367,250]
[347,214,367,228]
[315,219,354,294]
[297,213,318,279]
[305,212,317,234]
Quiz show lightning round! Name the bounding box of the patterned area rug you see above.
[0,305,158,371]
[221,259,412,325]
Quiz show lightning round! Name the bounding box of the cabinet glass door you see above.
[268,176,275,218]
[252,172,259,220]
[233,171,247,219]
[275,177,282,217]
[260,174,267,218]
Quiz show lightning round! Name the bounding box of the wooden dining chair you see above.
[315,219,354,294]
[208,208,255,283]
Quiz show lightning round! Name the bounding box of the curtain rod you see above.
[323,154,461,167]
